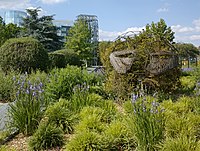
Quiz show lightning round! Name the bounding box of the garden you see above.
[0,8,200,151]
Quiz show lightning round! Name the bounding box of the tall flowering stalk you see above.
[9,73,45,136]
[131,93,165,151]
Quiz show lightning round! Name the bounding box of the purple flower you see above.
[32,91,37,97]
[132,93,138,104]
[26,89,30,94]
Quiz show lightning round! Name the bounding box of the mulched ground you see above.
[5,133,67,151]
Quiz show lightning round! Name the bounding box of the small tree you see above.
[0,37,49,73]
[65,19,92,65]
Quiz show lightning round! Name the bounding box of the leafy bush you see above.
[65,131,102,151]
[45,66,84,100]
[102,120,136,150]
[44,99,76,133]
[48,49,83,68]
[29,122,64,150]
[0,37,49,73]
[9,73,45,135]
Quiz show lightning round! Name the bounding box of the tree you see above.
[0,16,21,47]
[22,8,63,52]
[175,43,199,58]
[65,19,92,65]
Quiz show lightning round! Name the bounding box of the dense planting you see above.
[0,18,200,151]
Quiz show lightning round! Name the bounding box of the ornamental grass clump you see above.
[130,95,165,151]
[9,73,45,135]
[29,121,64,151]
[44,99,76,134]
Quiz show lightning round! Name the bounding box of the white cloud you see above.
[99,27,144,41]
[40,0,67,4]
[189,35,200,41]
[0,0,32,10]
[171,25,194,33]
[193,18,200,32]
[157,7,168,13]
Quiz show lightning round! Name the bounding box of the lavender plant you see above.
[9,72,45,135]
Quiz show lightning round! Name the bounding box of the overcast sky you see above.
[0,0,200,46]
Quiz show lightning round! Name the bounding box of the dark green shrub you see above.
[44,99,76,133]
[65,131,102,151]
[29,122,64,150]
[48,49,83,68]
[0,37,49,73]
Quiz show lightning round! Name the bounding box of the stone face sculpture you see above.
[110,50,179,75]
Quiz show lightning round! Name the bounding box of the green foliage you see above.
[102,120,136,150]
[0,37,49,73]
[44,99,75,133]
[48,49,83,68]
[65,19,93,63]
[45,66,84,100]
[75,106,107,133]
[0,69,17,102]
[160,136,199,151]
[8,73,45,135]
[0,16,21,47]
[161,97,200,139]
[100,19,180,99]
[29,121,64,150]
[69,91,101,113]
[45,65,104,101]
[22,8,63,52]
[0,145,16,151]
[130,96,165,151]
[65,131,102,151]
[175,43,199,58]
[180,75,196,92]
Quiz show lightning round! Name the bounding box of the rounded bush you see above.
[0,37,49,72]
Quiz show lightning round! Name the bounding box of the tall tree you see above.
[22,8,63,52]
[65,19,92,65]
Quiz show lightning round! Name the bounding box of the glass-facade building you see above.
[53,20,72,42]
[4,10,27,26]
